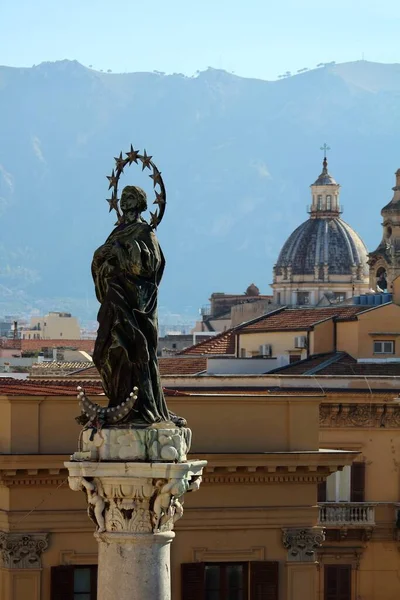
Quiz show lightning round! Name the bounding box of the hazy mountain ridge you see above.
[0,59,399,321]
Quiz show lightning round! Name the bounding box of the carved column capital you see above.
[66,460,206,535]
[0,532,49,569]
[282,527,325,562]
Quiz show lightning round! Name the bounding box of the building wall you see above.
[0,390,352,600]
[25,313,80,340]
[319,404,400,600]
[356,303,400,359]
[336,320,359,357]
[238,330,308,361]
[309,319,335,355]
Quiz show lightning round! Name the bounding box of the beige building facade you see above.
[22,312,80,340]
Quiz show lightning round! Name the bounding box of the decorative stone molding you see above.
[66,460,206,535]
[73,425,192,462]
[320,403,400,428]
[193,546,265,562]
[0,532,48,569]
[60,549,98,565]
[282,528,325,562]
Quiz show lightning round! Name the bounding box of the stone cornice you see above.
[0,451,357,487]
[320,403,400,428]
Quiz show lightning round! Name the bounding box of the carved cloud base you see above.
[65,460,206,600]
[71,423,192,462]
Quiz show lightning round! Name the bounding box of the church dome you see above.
[275,217,369,276]
[274,155,369,282]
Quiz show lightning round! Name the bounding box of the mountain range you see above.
[1,59,400,325]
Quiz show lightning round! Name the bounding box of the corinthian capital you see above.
[0,532,49,569]
[282,527,325,562]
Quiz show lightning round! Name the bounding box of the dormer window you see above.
[317,195,322,210]
[326,195,332,210]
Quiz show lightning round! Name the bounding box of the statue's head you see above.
[120,186,147,222]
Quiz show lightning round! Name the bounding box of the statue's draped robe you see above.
[92,220,169,425]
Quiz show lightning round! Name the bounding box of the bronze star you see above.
[150,211,159,228]
[106,169,118,190]
[141,149,153,171]
[107,194,119,213]
[126,144,140,165]
[153,191,166,207]
[149,166,162,188]
[114,152,127,173]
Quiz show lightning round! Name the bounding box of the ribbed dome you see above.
[275,217,369,276]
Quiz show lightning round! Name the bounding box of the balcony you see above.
[318,503,376,527]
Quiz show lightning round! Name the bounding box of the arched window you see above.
[326,195,332,210]
[376,267,387,292]
[317,195,322,210]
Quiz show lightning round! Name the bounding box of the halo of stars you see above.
[106,144,166,229]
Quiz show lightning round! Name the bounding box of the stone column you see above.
[282,528,325,600]
[66,455,206,600]
[0,532,48,600]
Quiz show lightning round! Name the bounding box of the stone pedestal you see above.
[66,457,206,600]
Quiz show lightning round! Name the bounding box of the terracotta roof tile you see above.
[270,351,400,376]
[178,329,236,356]
[21,339,94,352]
[159,357,207,375]
[31,361,92,372]
[0,378,102,396]
[66,357,207,378]
[0,339,21,350]
[240,306,368,332]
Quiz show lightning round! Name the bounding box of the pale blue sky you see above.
[1,0,400,79]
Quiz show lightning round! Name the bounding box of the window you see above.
[172,343,177,349]
[205,564,247,599]
[373,340,394,354]
[276,292,281,304]
[181,561,278,600]
[51,565,97,600]
[333,292,346,303]
[297,291,310,305]
[326,195,332,210]
[317,195,323,209]
[324,565,351,600]
[318,463,365,503]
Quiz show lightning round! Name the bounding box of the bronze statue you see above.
[77,146,184,428]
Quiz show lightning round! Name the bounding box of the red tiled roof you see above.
[67,357,208,378]
[0,378,102,396]
[0,378,190,397]
[0,339,21,350]
[21,339,94,352]
[271,351,400,376]
[240,306,368,332]
[178,329,236,356]
[318,354,400,376]
[67,365,100,379]
[159,357,207,375]
[270,353,339,374]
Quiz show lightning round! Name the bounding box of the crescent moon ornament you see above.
[105,144,166,229]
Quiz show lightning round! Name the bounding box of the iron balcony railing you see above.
[318,503,376,526]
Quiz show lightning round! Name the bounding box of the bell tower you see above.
[369,169,400,292]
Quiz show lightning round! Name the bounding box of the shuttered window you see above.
[350,463,365,503]
[324,565,351,600]
[318,481,327,502]
[181,561,278,600]
[51,566,98,600]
